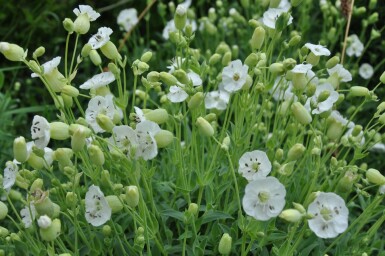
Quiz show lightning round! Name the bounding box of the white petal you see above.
[80,71,115,89]
[167,86,189,102]
[85,185,112,227]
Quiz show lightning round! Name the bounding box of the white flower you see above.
[179,0,192,9]
[222,60,248,93]
[307,192,349,238]
[278,0,291,11]
[20,203,37,228]
[43,147,54,169]
[79,71,115,90]
[330,110,353,128]
[135,120,161,160]
[370,142,385,152]
[109,125,138,158]
[304,43,331,56]
[73,5,100,21]
[85,95,117,133]
[85,185,112,227]
[270,77,297,101]
[238,150,272,181]
[162,19,197,40]
[242,176,286,221]
[327,64,352,82]
[359,63,374,80]
[3,161,19,193]
[187,70,202,87]
[291,63,313,74]
[37,215,52,229]
[305,83,339,114]
[133,106,146,123]
[205,84,231,111]
[262,8,293,29]
[167,85,189,103]
[31,115,50,149]
[379,185,385,194]
[346,34,364,57]
[88,27,113,50]
[167,57,186,73]
[117,8,138,32]
[31,57,61,78]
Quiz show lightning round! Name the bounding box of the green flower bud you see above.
[204,113,217,122]
[30,178,44,193]
[62,85,79,98]
[61,93,73,108]
[291,102,312,125]
[306,52,320,66]
[73,14,90,34]
[13,136,28,163]
[96,114,115,132]
[101,41,121,60]
[279,209,302,222]
[53,148,73,167]
[244,53,258,68]
[33,190,55,217]
[293,202,306,214]
[173,69,189,85]
[160,72,178,86]
[174,5,187,30]
[106,195,123,213]
[0,202,8,220]
[28,60,42,74]
[81,43,92,58]
[283,58,297,71]
[65,192,78,206]
[69,124,91,137]
[196,117,214,137]
[222,51,232,66]
[250,27,265,50]
[209,53,222,66]
[140,51,152,63]
[8,189,23,201]
[188,92,204,109]
[351,125,362,137]
[231,45,239,59]
[287,143,306,161]
[288,35,301,47]
[337,171,356,193]
[88,145,105,166]
[124,185,140,208]
[147,71,160,82]
[369,0,377,9]
[366,168,385,185]
[50,122,70,140]
[380,71,385,84]
[349,86,370,97]
[367,12,378,24]
[291,0,303,7]
[108,62,120,78]
[0,227,9,238]
[354,6,366,15]
[89,49,102,66]
[39,218,61,241]
[63,18,74,33]
[102,225,112,236]
[33,46,45,59]
[216,42,231,55]
[242,75,253,90]
[221,135,231,151]
[269,62,285,76]
[270,0,281,8]
[218,233,232,255]
[278,161,296,175]
[155,130,174,148]
[326,56,340,69]
[0,42,25,62]
[71,127,87,152]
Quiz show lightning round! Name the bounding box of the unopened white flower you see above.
[179,0,192,9]
[3,161,19,192]
[162,19,197,40]
[117,8,138,32]
[167,85,189,103]
[135,120,161,160]
[109,125,138,158]
[85,95,116,133]
[31,57,61,78]
[79,71,115,90]
[327,64,352,82]
[205,83,231,110]
[37,215,52,229]
[31,115,50,149]
[308,192,348,238]
[304,43,331,56]
[305,83,339,114]
[73,5,100,21]
[242,176,286,221]
[20,203,37,228]
[85,185,112,227]
[262,8,293,29]
[238,150,272,181]
[346,34,364,57]
[222,60,248,92]
[359,63,374,80]
[88,27,113,50]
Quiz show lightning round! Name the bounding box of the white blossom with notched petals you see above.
[327,64,352,82]
[262,8,293,29]
[109,125,138,158]
[359,63,374,80]
[3,161,19,193]
[187,71,202,87]
[305,83,339,114]
[20,203,37,228]
[308,192,348,238]
[242,176,286,221]
[117,8,138,32]
[85,95,117,133]
[31,115,50,149]
[73,5,100,21]
[31,57,61,78]
[88,27,113,50]
[80,71,115,90]
[205,88,230,110]
[222,60,248,93]
[85,185,112,227]
[304,43,331,56]
[346,34,364,57]
[167,85,189,103]
[162,19,197,40]
[238,150,272,181]
[135,120,161,160]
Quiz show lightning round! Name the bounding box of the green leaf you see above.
[200,210,233,225]
[160,209,185,222]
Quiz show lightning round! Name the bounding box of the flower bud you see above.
[39,218,61,241]
[71,127,87,152]
[222,52,232,66]
[61,94,73,108]
[8,189,23,201]
[50,122,70,140]
[108,62,120,78]
[0,202,8,220]
[66,191,78,206]
[218,233,232,255]
[88,145,105,166]
[196,117,214,137]
[279,209,302,222]
[0,227,9,238]
[291,102,312,125]
[349,86,370,97]
[34,191,55,217]
[187,203,199,216]
[30,178,44,193]
[124,185,140,208]
[380,71,385,84]
[174,5,187,30]
[33,46,45,59]
[250,27,265,50]
[96,114,115,132]
[63,18,74,33]
[283,58,297,71]
[291,0,303,7]
[0,42,25,62]
[221,135,231,151]
[288,35,301,47]
[188,92,204,109]
[278,161,296,175]
[204,113,217,122]
[81,43,92,58]
[147,71,160,82]
[13,136,28,163]
[269,63,285,76]
[367,12,378,24]
[62,85,79,97]
[106,195,123,213]
[173,69,189,84]
[293,202,306,214]
[154,130,174,148]
[140,51,152,63]
[287,143,305,161]
[89,49,102,66]
[53,148,73,167]
[69,124,91,137]
[244,53,258,68]
[366,168,385,185]
[160,72,178,86]
[73,14,90,34]
[209,53,222,66]
[37,215,52,229]
[101,41,121,60]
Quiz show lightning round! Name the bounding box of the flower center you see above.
[258,191,270,203]
[320,207,333,221]
[233,73,240,81]
[252,162,260,171]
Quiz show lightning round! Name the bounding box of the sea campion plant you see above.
[1,1,385,255]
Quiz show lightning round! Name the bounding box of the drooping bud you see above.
[349,86,370,97]
[0,42,25,62]
[33,47,45,59]
[269,62,285,76]
[159,72,178,86]
[13,136,28,163]
[218,233,232,255]
[196,117,214,137]
[143,109,169,124]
